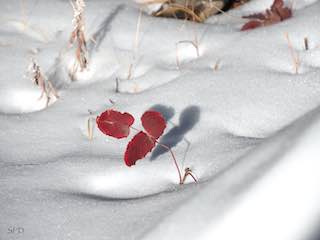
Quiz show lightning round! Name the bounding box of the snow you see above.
[1,0,320,239]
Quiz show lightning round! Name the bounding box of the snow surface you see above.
[1,0,320,239]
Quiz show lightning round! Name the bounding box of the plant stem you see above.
[187,172,198,183]
[304,37,309,51]
[130,126,183,184]
[285,32,300,74]
[155,140,183,184]
[182,168,198,184]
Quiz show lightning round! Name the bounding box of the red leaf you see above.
[96,109,134,139]
[141,110,166,139]
[124,131,155,166]
[279,7,292,20]
[241,0,292,31]
[271,0,284,10]
[241,20,263,31]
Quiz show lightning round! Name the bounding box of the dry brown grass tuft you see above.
[69,0,89,79]
[140,0,226,22]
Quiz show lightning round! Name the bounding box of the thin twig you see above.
[87,117,93,140]
[20,0,27,25]
[115,77,120,93]
[156,141,183,184]
[176,43,181,70]
[127,63,133,80]
[130,125,183,184]
[213,59,221,71]
[182,168,198,183]
[285,32,300,74]
[70,0,88,75]
[134,8,143,55]
[127,9,143,80]
[304,37,309,51]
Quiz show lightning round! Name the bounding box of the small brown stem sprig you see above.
[87,110,94,140]
[304,37,309,51]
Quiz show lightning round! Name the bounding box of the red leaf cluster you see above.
[125,111,166,166]
[241,0,292,31]
[96,109,166,167]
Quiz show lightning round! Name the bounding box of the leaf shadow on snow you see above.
[150,105,200,161]
[149,104,175,122]
[88,4,125,55]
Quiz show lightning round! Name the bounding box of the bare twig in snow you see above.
[115,77,120,93]
[87,110,94,140]
[213,59,221,71]
[285,32,300,74]
[127,63,133,80]
[304,37,309,51]
[127,9,143,80]
[182,167,198,184]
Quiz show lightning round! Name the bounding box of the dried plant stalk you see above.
[213,59,221,71]
[86,110,94,140]
[70,0,88,76]
[181,167,198,184]
[87,117,93,140]
[304,37,309,51]
[29,59,59,107]
[127,9,143,80]
[285,33,300,74]
[115,77,120,93]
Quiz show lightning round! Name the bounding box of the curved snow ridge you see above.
[51,132,261,199]
[141,104,320,240]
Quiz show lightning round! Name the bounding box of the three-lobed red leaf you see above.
[241,20,263,31]
[96,109,134,139]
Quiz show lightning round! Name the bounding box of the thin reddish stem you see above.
[186,172,198,183]
[130,126,183,184]
[181,168,198,184]
[155,141,183,184]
